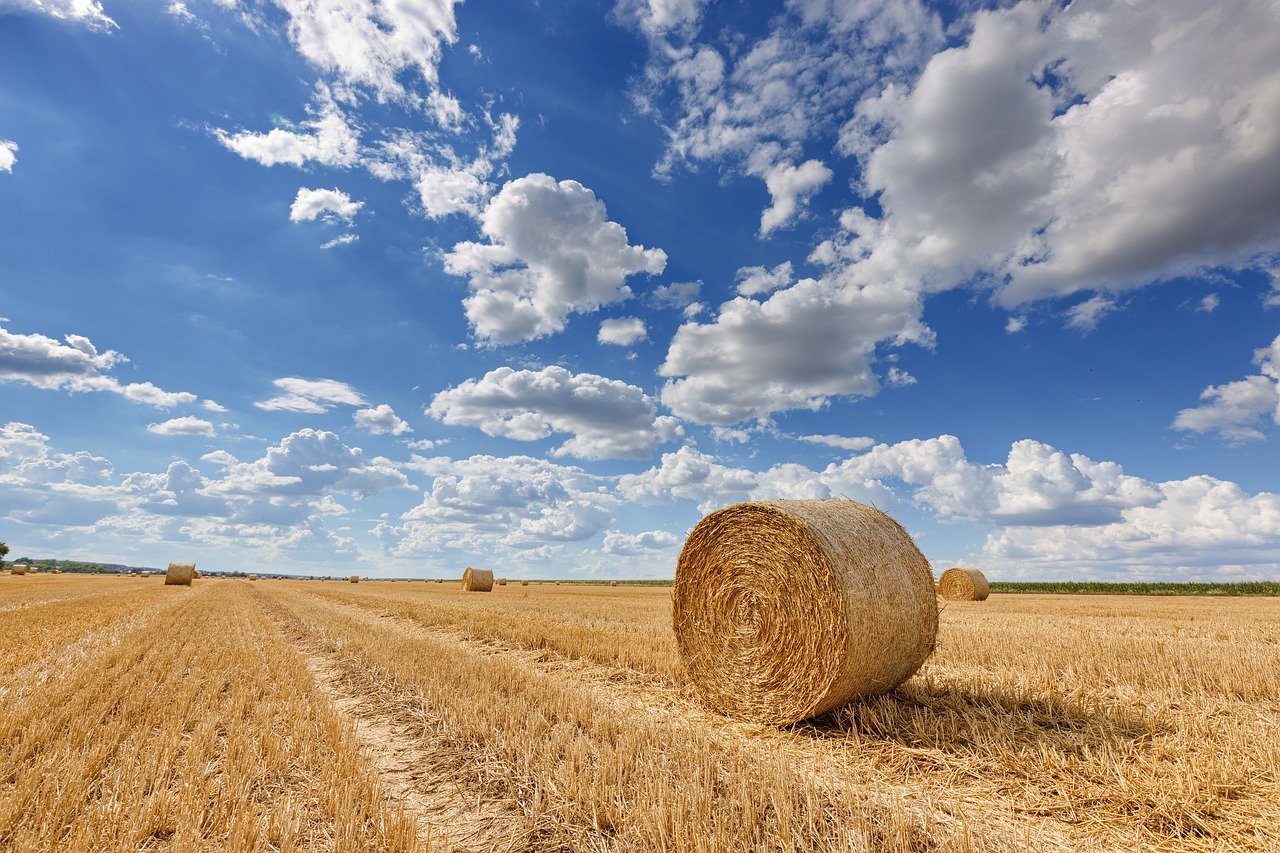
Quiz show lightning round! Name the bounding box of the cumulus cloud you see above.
[216,97,360,168]
[442,174,667,344]
[0,322,199,409]
[651,280,701,309]
[1197,294,1221,313]
[597,317,647,346]
[0,139,17,173]
[255,377,366,414]
[271,0,461,105]
[612,0,709,39]
[1065,295,1116,333]
[758,158,833,235]
[290,186,363,223]
[1005,316,1027,334]
[353,403,412,436]
[0,0,116,30]
[617,445,757,510]
[601,528,679,555]
[735,262,792,297]
[1173,333,1280,442]
[659,264,931,424]
[147,417,216,437]
[376,453,617,557]
[428,365,682,459]
[797,433,875,451]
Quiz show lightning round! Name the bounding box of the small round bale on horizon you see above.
[462,566,494,592]
[10,564,29,576]
[673,499,938,727]
[139,571,151,578]
[938,567,991,601]
[496,578,508,586]
[349,575,360,584]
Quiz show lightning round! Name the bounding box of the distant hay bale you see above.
[497,578,508,586]
[938,567,990,601]
[164,562,195,586]
[520,580,530,586]
[610,580,618,587]
[673,499,938,727]
[140,571,151,578]
[248,574,258,581]
[349,575,360,584]
[28,567,38,574]
[51,568,61,574]
[461,567,494,592]
[10,564,29,576]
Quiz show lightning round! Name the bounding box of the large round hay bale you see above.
[165,562,195,586]
[10,564,29,576]
[193,569,201,579]
[938,567,990,601]
[349,575,359,584]
[673,499,938,726]
[461,567,494,592]
[139,571,151,579]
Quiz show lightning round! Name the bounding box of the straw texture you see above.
[462,567,494,592]
[349,575,360,584]
[673,499,938,726]
[139,571,151,578]
[520,580,530,586]
[497,578,508,586]
[938,567,990,601]
[10,564,28,576]
[165,562,195,586]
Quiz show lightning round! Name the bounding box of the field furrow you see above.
[0,581,423,852]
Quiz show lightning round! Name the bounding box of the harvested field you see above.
[1,573,1277,852]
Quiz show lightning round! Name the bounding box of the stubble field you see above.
[1,573,1277,852]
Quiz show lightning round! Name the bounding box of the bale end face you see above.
[673,499,938,727]
[164,562,195,586]
[937,567,990,601]
[348,575,360,583]
[461,566,494,592]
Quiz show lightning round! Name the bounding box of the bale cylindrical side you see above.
[248,574,258,581]
[10,564,29,576]
[349,575,360,584]
[165,562,195,586]
[139,571,151,578]
[937,567,990,601]
[461,567,494,592]
[609,580,618,587]
[520,580,530,586]
[496,578,508,586]
[673,499,938,726]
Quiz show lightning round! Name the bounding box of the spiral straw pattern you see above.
[673,500,938,726]
[938,567,990,601]
[462,566,495,592]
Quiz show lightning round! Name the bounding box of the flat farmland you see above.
[1,574,1277,852]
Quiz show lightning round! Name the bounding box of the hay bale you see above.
[496,578,508,586]
[349,575,360,584]
[165,562,195,586]
[248,573,258,581]
[937,567,990,601]
[193,569,201,579]
[609,580,618,587]
[520,580,530,586]
[10,564,29,576]
[673,499,937,726]
[461,566,494,592]
[139,571,151,578]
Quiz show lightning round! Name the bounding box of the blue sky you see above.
[1,0,1278,579]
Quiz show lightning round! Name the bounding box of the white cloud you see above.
[0,322,198,409]
[612,0,710,39]
[1197,294,1221,313]
[797,433,875,451]
[601,528,679,555]
[659,266,931,424]
[147,417,216,437]
[1065,295,1116,333]
[0,0,116,30]
[598,317,647,346]
[428,365,682,460]
[885,366,916,387]
[255,377,367,414]
[0,139,17,173]
[844,0,1280,309]
[1172,334,1280,442]
[353,403,412,436]
[735,262,792,297]
[758,158,832,235]
[203,399,227,413]
[651,280,701,309]
[443,174,667,344]
[376,453,617,557]
[200,450,238,467]
[216,97,360,168]
[1005,316,1027,334]
[320,233,358,250]
[290,186,363,223]
[617,445,757,510]
[270,0,461,105]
